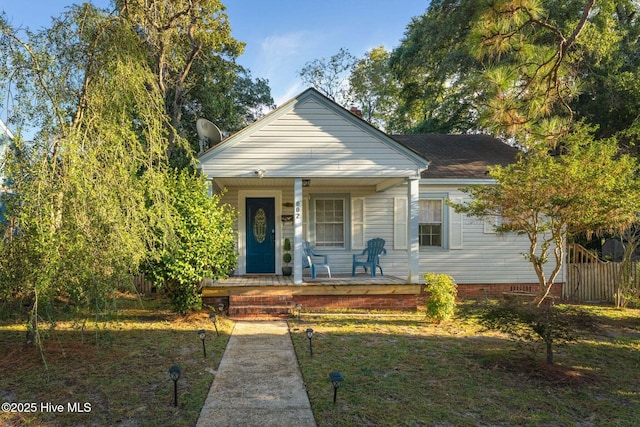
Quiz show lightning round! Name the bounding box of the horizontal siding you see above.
[218,183,552,285]
[201,98,424,178]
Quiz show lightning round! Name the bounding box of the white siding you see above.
[219,182,553,284]
[381,185,557,284]
[200,96,425,179]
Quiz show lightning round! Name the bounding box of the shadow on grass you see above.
[0,298,233,427]
[289,306,640,426]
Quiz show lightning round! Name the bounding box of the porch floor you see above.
[209,273,407,286]
[202,274,418,297]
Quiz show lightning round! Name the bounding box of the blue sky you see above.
[1,0,429,106]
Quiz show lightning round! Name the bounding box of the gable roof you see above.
[198,88,429,181]
[392,134,519,179]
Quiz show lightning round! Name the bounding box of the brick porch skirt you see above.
[456,282,563,300]
[203,282,564,315]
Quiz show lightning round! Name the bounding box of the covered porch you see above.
[198,88,430,286]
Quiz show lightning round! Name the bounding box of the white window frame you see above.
[311,194,349,249]
[418,198,444,248]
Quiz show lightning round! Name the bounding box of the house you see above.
[198,88,560,306]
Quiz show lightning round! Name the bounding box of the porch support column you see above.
[407,177,420,284]
[293,178,303,284]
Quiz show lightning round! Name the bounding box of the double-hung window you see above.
[395,193,463,250]
[419,199,443,248]
[314,198,345,248]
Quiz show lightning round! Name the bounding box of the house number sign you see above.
[295,201,301,220]
[253,208,267,243]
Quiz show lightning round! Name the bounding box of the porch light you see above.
[168,365,181,407]
[198,329,206,358]
[209,312,219,336]
[218,302,225,314]
[306,328,314,356]
[329,371,343,403]
[302,179,311,187]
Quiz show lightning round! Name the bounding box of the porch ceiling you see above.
[212,176,406,191]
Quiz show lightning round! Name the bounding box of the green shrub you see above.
[143,170,237,314]
[424,273,458,322]
[479,302,581,364]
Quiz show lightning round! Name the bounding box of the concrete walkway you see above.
[196,321,316,427]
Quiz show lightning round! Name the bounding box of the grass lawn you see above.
[1,295,639,426]
[289,303,640,426]
[0,293,233,427]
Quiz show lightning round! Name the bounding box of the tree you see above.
[143,170,237,314]
[390,0,483,133]
[0,5,175,345]
[572,1,640,150]
[299,48,357,106]
[452,126,640,305]
[175,64,274,167]
[614,226,640,308]
[468,0,599,142]
[115,0,252,165]
[0,0,245,347]
[480,301,582,365]
[349,47,402,132]
[389,0,640,142]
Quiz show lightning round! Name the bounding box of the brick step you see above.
[228,294,294,319]
[229,294,293,305]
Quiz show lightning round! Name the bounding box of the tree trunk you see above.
[25,289,38,347]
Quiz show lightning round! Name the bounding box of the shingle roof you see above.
[391,134,520,179]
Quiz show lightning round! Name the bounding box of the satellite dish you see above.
[196,118,222,153]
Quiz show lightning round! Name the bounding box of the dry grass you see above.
[2,296,639,426]
[0,293,233,427]
[289,303,640,426]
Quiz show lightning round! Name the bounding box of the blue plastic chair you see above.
[352,238,386,277]
[302,241,331,279]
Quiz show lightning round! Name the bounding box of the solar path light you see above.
[209,312,219,336]
[198,329,207,358]
[329,371,344,403]
[306,328,314,356]
[168,365,181,407]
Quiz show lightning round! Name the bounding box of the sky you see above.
[1,0,429,106]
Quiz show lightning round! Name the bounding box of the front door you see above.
[246,197,276,273]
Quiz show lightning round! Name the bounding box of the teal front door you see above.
[246,198,276,273]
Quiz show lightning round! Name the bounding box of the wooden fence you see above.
[564,244,639,302]
[132,273,154,295]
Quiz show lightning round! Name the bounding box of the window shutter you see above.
[394,197,407,249]
[351,197,365,249]
[449,198,463,249]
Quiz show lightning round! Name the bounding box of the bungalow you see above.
[198,88,559,301]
